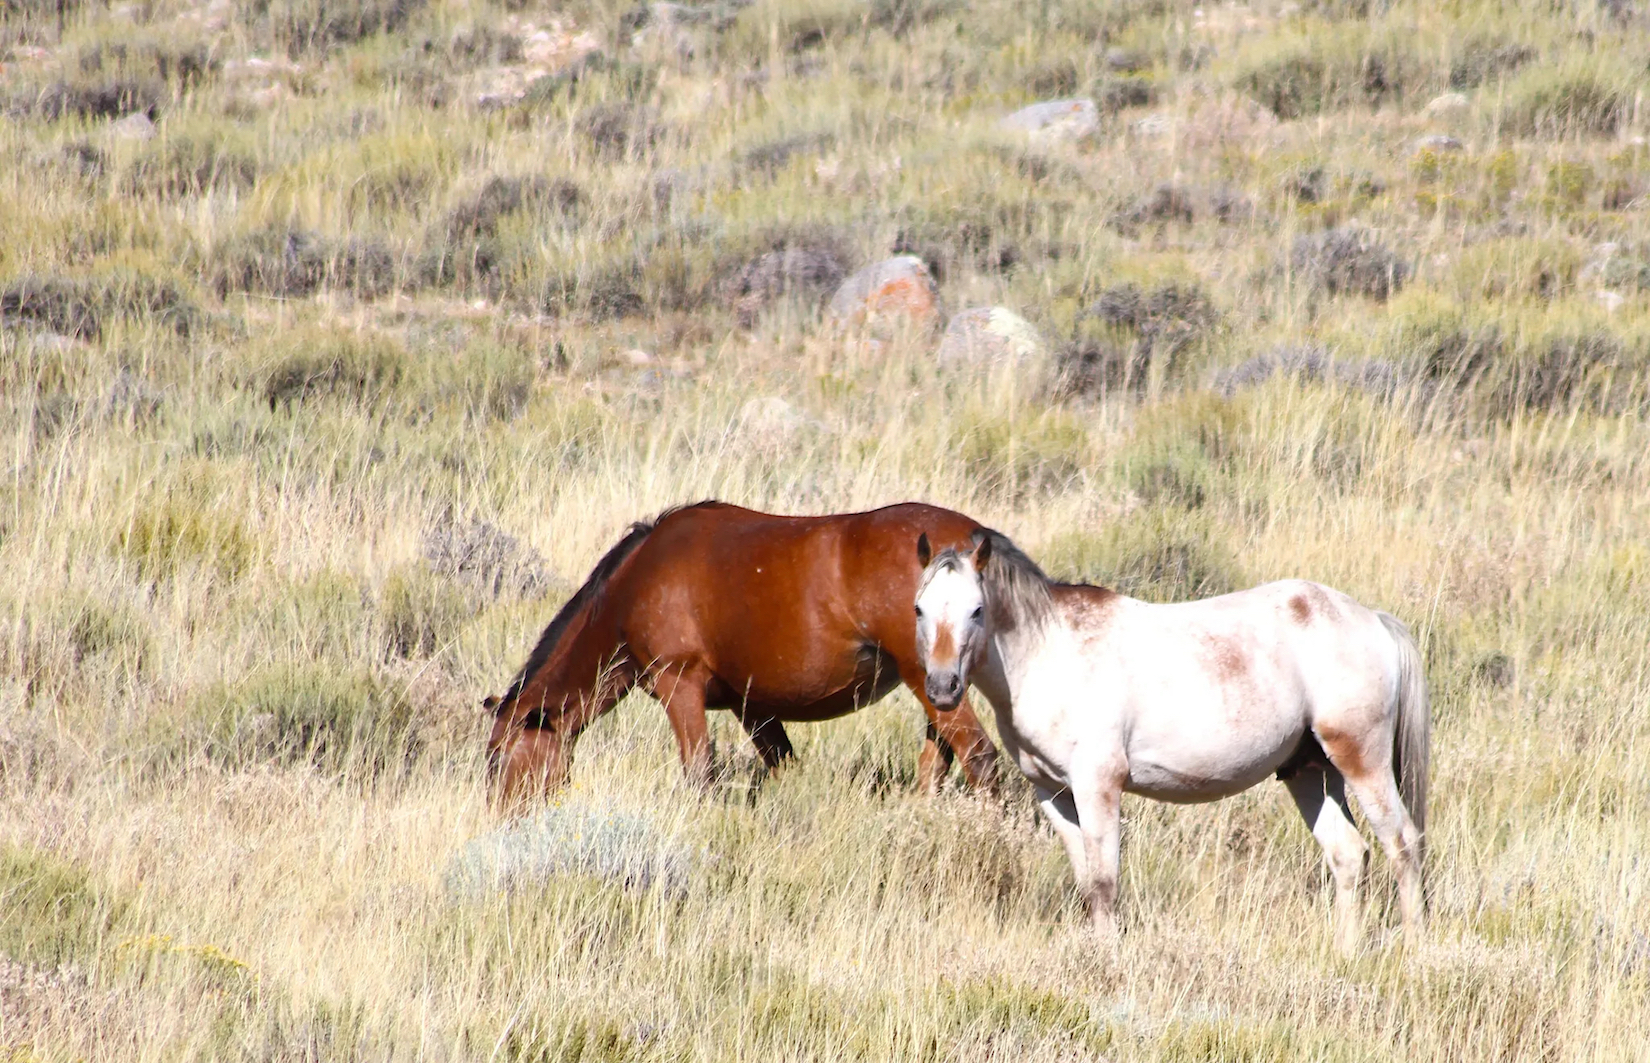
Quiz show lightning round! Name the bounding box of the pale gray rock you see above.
[936,307,1046,366]
[110,111,155,141]
[999,98,1100,143]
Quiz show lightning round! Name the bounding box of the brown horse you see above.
[484,501,1001,804]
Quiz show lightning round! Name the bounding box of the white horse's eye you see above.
[914,605,924,618]
[970,607,984,621]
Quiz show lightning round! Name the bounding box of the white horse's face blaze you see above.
[914,554,988,709]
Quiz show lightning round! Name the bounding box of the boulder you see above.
[999,98,1100,143]
[110,111,155,141]
[740,396,819,444]
[1424,92,1471,118]
[936,307,1046,366]
[826,255,940,329]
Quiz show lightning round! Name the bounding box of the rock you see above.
[223,56,303,83]
[740,396,817,443]
[826,256,941,330]
[1180,92,1278,149]
[937,307,1046,366]
[1414,134,1463,153]
[1132,113,1174,138]
[109,111,155,141]
[999,98,1100,143]
[234,712,279,747]
[630,2,704,60]
[522,24,602,71]
[1424,92,1471,118]
[1597,290,1626,313]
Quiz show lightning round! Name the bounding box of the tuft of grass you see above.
[1500,62,1632,138]
[212,228,398,300]
[260,329,405,409]
[207,663,420,777]
[0,844,129,966]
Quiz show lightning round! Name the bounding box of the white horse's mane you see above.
[926,529,1056,631]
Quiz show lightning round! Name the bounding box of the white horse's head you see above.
[913,531,993,709]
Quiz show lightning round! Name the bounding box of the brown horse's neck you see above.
[496,521,655,733]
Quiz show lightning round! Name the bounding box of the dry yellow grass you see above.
[4,0,1650,1059]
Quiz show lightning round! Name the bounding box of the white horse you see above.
[912,530,1429,953]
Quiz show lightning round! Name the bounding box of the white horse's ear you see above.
[916,533,932,568]
[972,532,993,570]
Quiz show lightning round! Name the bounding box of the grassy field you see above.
[4,0,1650,1058]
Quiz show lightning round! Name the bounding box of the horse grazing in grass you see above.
[484,501,1001,805]
[912,531,1429,954]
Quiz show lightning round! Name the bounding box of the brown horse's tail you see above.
[1379,611,1430,861]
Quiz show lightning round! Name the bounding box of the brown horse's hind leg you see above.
[736,712,795,773]
[652,663,714,789]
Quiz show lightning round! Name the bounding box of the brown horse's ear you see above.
[916,532,932,568]
[481,695,501,713]
[971,531,993,570]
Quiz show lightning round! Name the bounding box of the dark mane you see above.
[495,501,719,712]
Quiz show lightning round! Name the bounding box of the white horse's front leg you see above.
[1073,773,1125,942]
[1035,785,1088,887]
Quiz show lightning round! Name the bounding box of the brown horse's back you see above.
[614,502,980,719]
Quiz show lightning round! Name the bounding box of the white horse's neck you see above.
[973,602,1056,717]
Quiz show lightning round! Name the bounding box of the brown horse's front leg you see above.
[901,661,999,793]
[931,692,999,793]
[652,663,714,789]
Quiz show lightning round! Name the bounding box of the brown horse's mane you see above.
[927,528,1057,629]
[495,500,721,713]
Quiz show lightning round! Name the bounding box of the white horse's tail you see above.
[1378,612,1430,850]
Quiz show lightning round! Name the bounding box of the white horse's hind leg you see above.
[1341,769,1425,939]
[1284,766,1368,956]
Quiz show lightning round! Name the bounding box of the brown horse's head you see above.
[482,518,659,808]
[483,693,576,806]
[913,531,993,710]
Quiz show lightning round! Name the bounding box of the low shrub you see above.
[213,228,398,299]
[1289,226,1409,301]
[1500,64,1630,138]
[208,664,420,776]
[0,271,199,339]
[0,844,129,965]
[261,330,405,409]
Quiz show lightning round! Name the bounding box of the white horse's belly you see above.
[1124,738,1296,802]
[1118,667,1308,802]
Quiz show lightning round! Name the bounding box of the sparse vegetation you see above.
[4,0,1650,1060]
